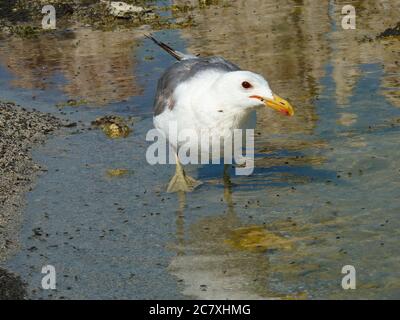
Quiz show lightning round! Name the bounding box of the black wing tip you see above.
[144,33,157,43]
[144,33,165,48]
[144,33,182,61]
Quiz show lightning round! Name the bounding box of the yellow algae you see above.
[92,116,132,139]
[56,99,88,108]
[224,225,294,252]
[280,291,308,300]
[106,169,129,177]
[102,123,131,139]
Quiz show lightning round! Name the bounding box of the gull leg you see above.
[167,154,202,193]
[223,164,233,188]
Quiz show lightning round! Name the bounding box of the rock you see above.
[104,123,129,138]
[378,22,400,38]
[91,115,132,138]
[102,1,151,18]
[0,268,26,300]
[64,122,77,128]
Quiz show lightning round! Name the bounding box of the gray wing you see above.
[153,57,241,116]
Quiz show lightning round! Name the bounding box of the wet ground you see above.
[0,0,400,299]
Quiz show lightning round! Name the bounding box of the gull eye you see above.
[242,81,252,89]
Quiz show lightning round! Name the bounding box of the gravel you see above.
[0,101,61,298]
[0,267,26,299]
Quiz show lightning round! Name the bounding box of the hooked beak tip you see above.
[251,94,295,117]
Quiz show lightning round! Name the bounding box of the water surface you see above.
[0,0,400,299]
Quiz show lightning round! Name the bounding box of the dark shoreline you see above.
[0,268,26,299]
[0,101,62,299]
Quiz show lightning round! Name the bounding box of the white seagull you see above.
[147,35,294,193]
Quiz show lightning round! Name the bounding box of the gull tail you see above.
[145,34,196,61]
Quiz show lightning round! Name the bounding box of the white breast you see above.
[154,70,256,159]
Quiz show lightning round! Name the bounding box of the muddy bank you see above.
[0,0,199,37]
[0,101,61,263]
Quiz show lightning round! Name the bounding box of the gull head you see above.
[214,71,294,116]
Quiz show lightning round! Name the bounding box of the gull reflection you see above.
[168,171,302,299]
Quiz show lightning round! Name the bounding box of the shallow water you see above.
[1,0,400,299]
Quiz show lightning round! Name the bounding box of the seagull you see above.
[147,35,294,193]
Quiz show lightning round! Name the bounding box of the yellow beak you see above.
[252,94,294,116]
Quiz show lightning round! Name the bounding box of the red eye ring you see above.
[242,81,252,89]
